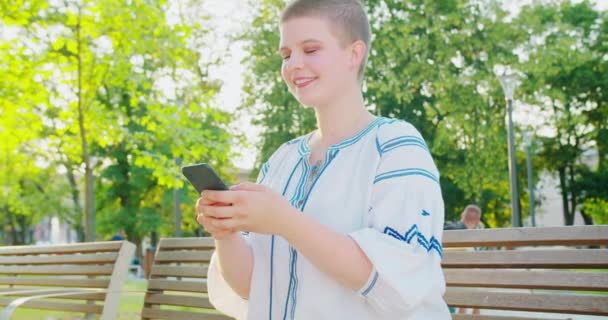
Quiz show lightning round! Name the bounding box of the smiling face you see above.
[279,16,360,109]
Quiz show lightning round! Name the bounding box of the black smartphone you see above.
[181,163,228,193]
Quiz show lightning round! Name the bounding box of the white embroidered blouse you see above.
[207,117,450,320]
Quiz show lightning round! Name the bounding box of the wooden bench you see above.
[442,225,608,319]
[0,240,135,320]
[145,226,608,319]
[141,237,231,320]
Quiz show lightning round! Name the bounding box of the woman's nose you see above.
[285,52,303,70]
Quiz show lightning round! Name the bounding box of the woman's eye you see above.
[305,49,317,54]
[282,55,290,60]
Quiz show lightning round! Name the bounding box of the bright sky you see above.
[200,0,257,169]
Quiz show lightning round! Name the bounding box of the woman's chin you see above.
[295,94,324,109]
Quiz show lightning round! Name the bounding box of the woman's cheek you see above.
[281,66,291,88]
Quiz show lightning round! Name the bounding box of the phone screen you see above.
[181,163,228,193]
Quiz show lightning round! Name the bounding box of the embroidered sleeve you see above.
[349,121,448,316]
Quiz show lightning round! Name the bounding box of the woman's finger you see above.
[196,212,209,227]
[202,190,241,204]
[210,217,239,230]
[197,214,233,233]
[198,196,230,207]
[201,204,239,219]
[229,182,265,191]
[196,199,230,220]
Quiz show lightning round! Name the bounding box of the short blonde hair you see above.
[461,204,482,220]
[280,0,371,80]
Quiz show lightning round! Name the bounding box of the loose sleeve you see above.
[207,245,249,319]
[348,121,447,315]
[207,147,286,319]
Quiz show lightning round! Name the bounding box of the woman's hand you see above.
[198,182,296,235]
[196,197,238,240]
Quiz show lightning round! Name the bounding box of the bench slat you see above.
[0,277,109,288]
[141,307,232,320]
[151,265,208,278]
[0,242,123,255]
[0,288,107,301]
[0,265,114,275]
[154,251,213,263]
[444,269,608,291]
[148,279,208,293]
[445,288,608,315]
[145,293,214,308]
[442,249,608,268]
[0,252,119,265]
[158,238,215,250]
[443,226,608,248]
[452,315,557,320]
[0,297,103,313]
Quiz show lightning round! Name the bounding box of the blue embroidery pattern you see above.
[278,117,397,319]
[283,160,309,320]
[421,209,431,216]
[374,168,439,185]
[379,135,429,156]
[330,117,385,149]
[259,162,270,184]
[383,225,443,257]
[275,157,303,320]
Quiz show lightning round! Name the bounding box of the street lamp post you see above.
[497,67,521,227]
[523,132,536,227]
[175,157,182,237]
[174,99,183,238]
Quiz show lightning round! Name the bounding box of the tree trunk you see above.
[84,167,95,241]
[133,236,143,268]
[75,3,95,241]
[597,128,607,172]
[568,164,578,225]
[558,167,574,225]
[6,207,17,245]
[16,214,27,245]
[151,230,158,247]
[580,209,594,225]
[66,168,85,242]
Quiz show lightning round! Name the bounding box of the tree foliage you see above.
[516,1,607,225]
[0,0,234,245]
[240,0,606,226]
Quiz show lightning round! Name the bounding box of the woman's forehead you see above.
[279,16,342,48]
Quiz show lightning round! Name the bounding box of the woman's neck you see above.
[312,89,375,148]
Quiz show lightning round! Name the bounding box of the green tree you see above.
[1,0,234,247]
[0,12,68,244]
[364,0,528,225]
[517,1,606,225]
[240,0,531,226]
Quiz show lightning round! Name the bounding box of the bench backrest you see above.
[442,225,608,319]
[0,240,135,319]
[141,237,231,320]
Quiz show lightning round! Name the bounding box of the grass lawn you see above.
[8,279,147,320]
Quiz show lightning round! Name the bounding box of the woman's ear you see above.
[350,40,367,71]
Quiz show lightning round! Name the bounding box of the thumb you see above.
[230,182,265,192]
